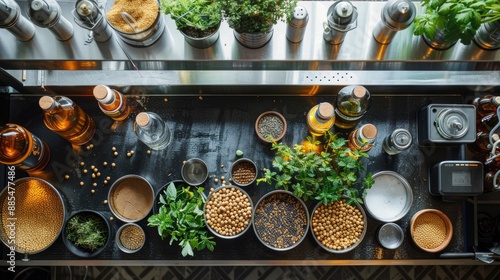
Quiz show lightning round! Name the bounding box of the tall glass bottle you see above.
[134,112,171,150]
[306,102,335,136]
[335,85,372,129]
[39,96,96,145]
[0,123,50,171]
[473,95,500,117]
[348,123,378,152]
[93,85,131,121]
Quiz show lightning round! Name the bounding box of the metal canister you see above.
[0,0,36,41]
[383,128,412,155]
[286,6,308,43]
[27,0,74,41]
[323,0,358,45]
[73,0,112,42]
[473,19,500,50]
[372,0,416,44]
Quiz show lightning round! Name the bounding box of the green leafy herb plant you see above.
[257,131,375,205]
[65,213,108,252]
[161,0,222,38]
[147,182,215,257]
[413,0,500,45]
[220,0,298,33]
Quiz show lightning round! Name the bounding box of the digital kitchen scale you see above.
[429,160,484,197]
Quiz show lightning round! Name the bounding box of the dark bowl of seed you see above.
[252,190,309,251]
[231,158,258,187]
[116,223,146,253]
[255,111,287,143]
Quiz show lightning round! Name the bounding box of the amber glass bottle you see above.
[484,170,500,192]
[348,124,378,152]
[93,85,131,121]
[334,85,371,129]
[306,102,335,136]
[39,96,96,145]
[477,113,499,132]
[468,131,499,155]
[0,123,50,171]
[473,95,500,117]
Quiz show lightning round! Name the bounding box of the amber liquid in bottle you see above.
[93,85,131,121]
[39,96,96,146]
[306,102,335,136]
[348,124,378,152]
[473,95,500,117]
[0,123,50,171]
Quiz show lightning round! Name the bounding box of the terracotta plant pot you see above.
[255,111,287,143]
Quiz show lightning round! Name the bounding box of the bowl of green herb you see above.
[148,180,215,257]
[62,210,110,257]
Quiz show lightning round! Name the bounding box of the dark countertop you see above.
[1,93,472,264]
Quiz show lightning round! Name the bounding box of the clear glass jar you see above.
[134,112,171,150]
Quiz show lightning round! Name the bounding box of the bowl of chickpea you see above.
[310,197,367,253]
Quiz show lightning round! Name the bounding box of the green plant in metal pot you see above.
[161,0,222,38]
[413,0,500,45]
[220,0,298,33]
[257,131,374,205]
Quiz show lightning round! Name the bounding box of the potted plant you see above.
[257,131,374,205]
[413,0,499,50]
[161,0,223,48]
[220,0,298,48]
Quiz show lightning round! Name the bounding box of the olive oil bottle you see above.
[334,85,372,129]
[306,102,335,136]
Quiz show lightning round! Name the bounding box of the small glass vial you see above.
[348,124,378,152]
[93,85,131,121]
[382,128,412,155]
[306,102,335,136]
[473,95,500,117]
[134,112,172,150]
[39,96,96,146]
[335,85,372,129]
[0,123,50,172]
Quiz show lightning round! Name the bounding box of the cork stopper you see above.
[39,96,55,110]
[353,86,366,99]
[93,85,109,100]
[361,124,377,139]
[317,102,334,119]
[136,112,151,127]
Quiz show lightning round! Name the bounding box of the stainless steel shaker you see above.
[372,0,416,44]
[286,6,308,43]
[474,19,500,50]
[323,0,358,45]
[0,0,36,41]
[72,0,112,42]
[27,0,74,41]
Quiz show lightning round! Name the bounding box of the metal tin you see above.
[323,0,358,45]
[474,19,500,50]
[108,175,154,223]
[372,0,416,44]
[0,0,36,41]
[72,0,113,43]
[181,158,209,186]
[377,223,404,249]
[383,128,412,155]
[286,5,308,43]
[27,0,74,41]
[116,223,146,253]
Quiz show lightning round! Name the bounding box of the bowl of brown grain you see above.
[410,209,453,253]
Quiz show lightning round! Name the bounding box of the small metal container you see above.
[230,158,257,187]
[382,128,412,155]
[181,158,209,186]
[372,0,416,44]
[286,6,308,43]
[323,0,358,45]
[116,223,145,253]
[27,0,74,41]
[108,175,155,223]
[377,223,404,249]
[0,0,36,41]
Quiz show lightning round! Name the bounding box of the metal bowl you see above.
[252,190,309,251]
[204,185,254,239]
[108,175,155,222]
[230,158,258,187]
[116,223,146,253]
[0,177,66,255]
[377,223,404,250]
[181,158,209,186]
[363,171,413,222]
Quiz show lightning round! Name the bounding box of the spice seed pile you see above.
[107,0,159,33]
[232,162,256,185]
[412,212,447,249]
[254,192,308,249]
[205,187,252,236]
[258,114,284,140]
[1,180,64,253]
[119,224,145,250]
[311,199,365,251]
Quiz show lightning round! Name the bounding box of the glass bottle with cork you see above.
[473,95,500,117]
[334,85,372,129]
[93,85,131,121]
[306,102,335,136]
[348,123,378,152]
[39,96,96,146]
[134,112,172,150]
[0,123,50,172]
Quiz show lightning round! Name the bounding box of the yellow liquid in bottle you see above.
[306,103,335,136]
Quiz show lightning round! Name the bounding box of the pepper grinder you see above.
[286,5,308,43]
[72,0,112,43]
[27,0,74,41]
[0,0,36,41]
[372,0,416,44]
[323,0,358,45]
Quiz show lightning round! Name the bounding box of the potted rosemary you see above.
[413,0,500,50]
[161,0,222,48]
[257,131,374,205]
[220,0,298,48]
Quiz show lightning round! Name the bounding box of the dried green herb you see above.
[147,182,215,257]
[65,213,107,252]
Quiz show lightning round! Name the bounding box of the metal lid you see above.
[377,223,404,249]
[28,0,60,27]
[75,0,98,19]
[435,108,470,139]
[327,0,358,28]
[390,128,412,150]
[382,0,416,30]
[289,6,308,28]
[0,0,19,27]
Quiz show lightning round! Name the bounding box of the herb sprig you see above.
[66,213,108,252]
[147,182,215,257]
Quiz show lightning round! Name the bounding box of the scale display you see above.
[429,161,483,196]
